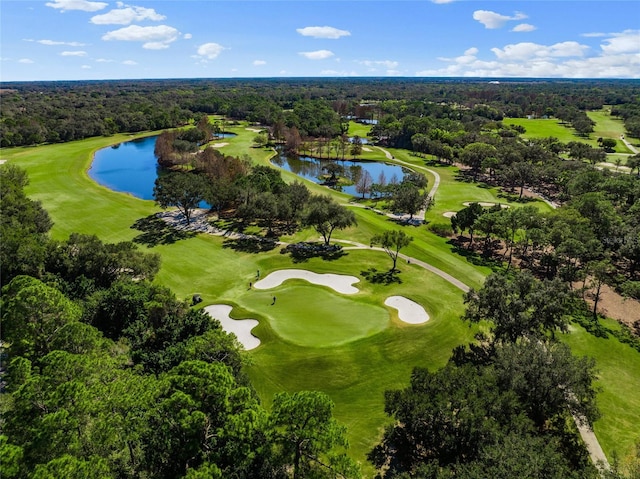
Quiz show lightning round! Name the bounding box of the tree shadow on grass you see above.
[131,215,196,247]
[211,217,247,234]
[222,237,278,254]
[360,267,402,285]
[281,242,348,263]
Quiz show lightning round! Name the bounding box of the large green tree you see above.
[153,172,209,224]
[370,230,413,271]
[463,270,573,342]
[270,391,358,479]
[302,195,357,246]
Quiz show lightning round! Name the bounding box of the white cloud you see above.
[431,0,456,3]
[26,39,86,46]
[183,33,192,40]
[81,65,91,69]
[45,0,107,12]
[512,23,536,33]
[122,60,137,65]
[18,58,34,64]
[61,50,88,56]
[102,25,179,49]
[358,60,399,69]
[253,60,266,66]
[90,5,165,25]
[491,41,588,60]
[582,32,607,38]
[297,26,350,39]
[299,50,334,60]
[417,30,640,79]
[95,58,114,62]
[600,30,640,54]
[197,42,225,60]
[473,10,527,29]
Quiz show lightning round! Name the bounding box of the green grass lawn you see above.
[2,121,639,473]
[507,112,634,156]
[563,320,640,463]
[242,284,390,347]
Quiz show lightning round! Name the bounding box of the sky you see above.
[1,0,639,81]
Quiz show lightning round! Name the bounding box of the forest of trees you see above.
[2,78,640,147]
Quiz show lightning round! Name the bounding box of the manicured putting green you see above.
[248,285,389,347]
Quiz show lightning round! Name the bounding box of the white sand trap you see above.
[0,159,7,165]
[204,304,260,350]
[463,201,509,208]
[362,147,373,152]
[442,211,457,218]
[210,142,229,148]
[246,127,264,132]
[384,296,429,324]
[254,269,360,294]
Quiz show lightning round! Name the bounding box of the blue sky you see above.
[1,0,639,81]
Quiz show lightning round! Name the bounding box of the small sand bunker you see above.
[246,127,264,132]
[254,269,360,294]
[442,211,457,218]
[204,304,260,350]
[210,142,229,148]
[384,296,430,324]
[362,147,373,152]
[463,201,509,208]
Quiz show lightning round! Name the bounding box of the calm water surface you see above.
[89,136,158,200]
[90,135,404,199]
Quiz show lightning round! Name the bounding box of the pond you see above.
[271,151,408,197]
[89,135,158,200]
[90,135,406,200]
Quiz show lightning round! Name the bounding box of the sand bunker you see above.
[384,296,430,324]
[204,304,260,350]
[210,142,229,148]
[463,201,509,208]
[245,127,264,132]
[254,269,360,294]
[442,211,457,218]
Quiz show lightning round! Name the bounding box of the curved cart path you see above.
[374,146,441,222]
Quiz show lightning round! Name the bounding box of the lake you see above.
[90,135,405,199]
[271,151,407,196]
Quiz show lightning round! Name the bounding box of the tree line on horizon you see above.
[1,78,639,147]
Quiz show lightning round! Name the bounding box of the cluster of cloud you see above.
[297,25,350,62]
[44,0,200,55]
[90,4,165,25]
[420,29,640,78]
[45,0,107,12]
[296,25,400,76]
[473,9,536,33]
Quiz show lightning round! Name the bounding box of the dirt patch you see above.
[583,283,640,327]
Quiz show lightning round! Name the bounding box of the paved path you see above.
[621,135,639,154]
[374,146,442,223]
[333,239,470,292]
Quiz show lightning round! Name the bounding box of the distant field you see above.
[505,117,598,146]
[507,112,633,155]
